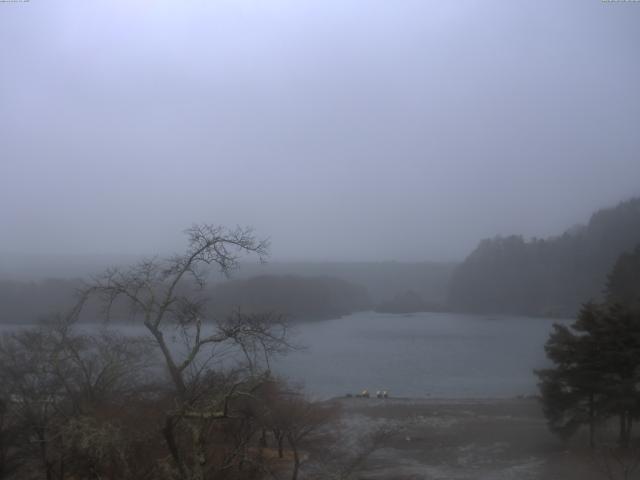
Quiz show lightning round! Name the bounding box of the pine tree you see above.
[606,244,640,312]
[536,303,606,446]
[537,246,640,447]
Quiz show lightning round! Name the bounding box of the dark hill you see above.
[210,274,371,321]
[447,197,640,317]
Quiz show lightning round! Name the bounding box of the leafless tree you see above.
[0,319,156,480]
[592,444,640,480]
[0,394,22,479]
[46,320,155,414]
[74,224,294,480]
[0,326,69,480]
[251,381,338,480]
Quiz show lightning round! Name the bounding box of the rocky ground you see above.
[329,397,636,480]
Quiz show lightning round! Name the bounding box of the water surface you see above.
[271,311,566,399]
[1,311,567,399]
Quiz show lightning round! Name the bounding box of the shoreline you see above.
[328,396,609,480]
[330,395,541,403]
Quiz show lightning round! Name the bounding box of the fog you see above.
[4,4,640,479]
[1,0,639,262]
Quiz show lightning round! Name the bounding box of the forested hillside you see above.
[0,260,454,323]
[208,261,455,306]
[210,275,371,321]
[447,198,640,317]
[0,278,81,324]
[0,275,371,324]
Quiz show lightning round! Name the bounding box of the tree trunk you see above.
[619,411,631,448]
[38,428,53,480]
[589,394,595,448]
[147,325,187,396]
[619,413,625,446]
[289,438,300,480]
[191,424,206,480]
[163,416,188,480]
[276,432,284,459]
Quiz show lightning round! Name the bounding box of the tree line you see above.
[537,244,640,449]
[448,198,640,317]
[0,275,370,325]
[209,275,371,321]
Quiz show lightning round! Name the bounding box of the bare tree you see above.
[0,319,156,480]
[0,327,69,480]
[592,445,640,480]
[0,393,22,479]
[46,321,155,414]
[252,381,338,480]
[75,224,293,480]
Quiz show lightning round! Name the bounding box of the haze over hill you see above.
[448,197,640,317]
[2,196,639,323]
[2,1,640,264]
[0,260,454,323]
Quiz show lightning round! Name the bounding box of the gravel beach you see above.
[333,397,623,480]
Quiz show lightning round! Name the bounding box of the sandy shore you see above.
[333,397,622,480]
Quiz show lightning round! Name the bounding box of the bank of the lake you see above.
[333,396,609,480]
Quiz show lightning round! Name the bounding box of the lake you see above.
[272,311,567,399]
[0,311,568,399]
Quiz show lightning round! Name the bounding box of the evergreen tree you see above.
[449,198,640,316]
[606,244,640,312]
[536,303,606,446]
[537,246,640,447]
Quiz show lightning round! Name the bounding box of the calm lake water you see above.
[273,311,567,399]
[1,312,568,399]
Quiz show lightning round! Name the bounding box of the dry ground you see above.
[331,397,638,480]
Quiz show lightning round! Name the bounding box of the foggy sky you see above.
[1,0,639,262]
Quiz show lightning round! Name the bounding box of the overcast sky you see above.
[1,0,639,262]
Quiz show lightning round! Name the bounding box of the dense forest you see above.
[447,198,640,317]
[374,290,444,314]
[209,275,371,321]
[0,258,455,306]
[229,261,455,306]
[0,262,453,323]
[0,275,371,324]
[0,278,83,324]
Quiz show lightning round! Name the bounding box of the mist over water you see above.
[0,312,564,399]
